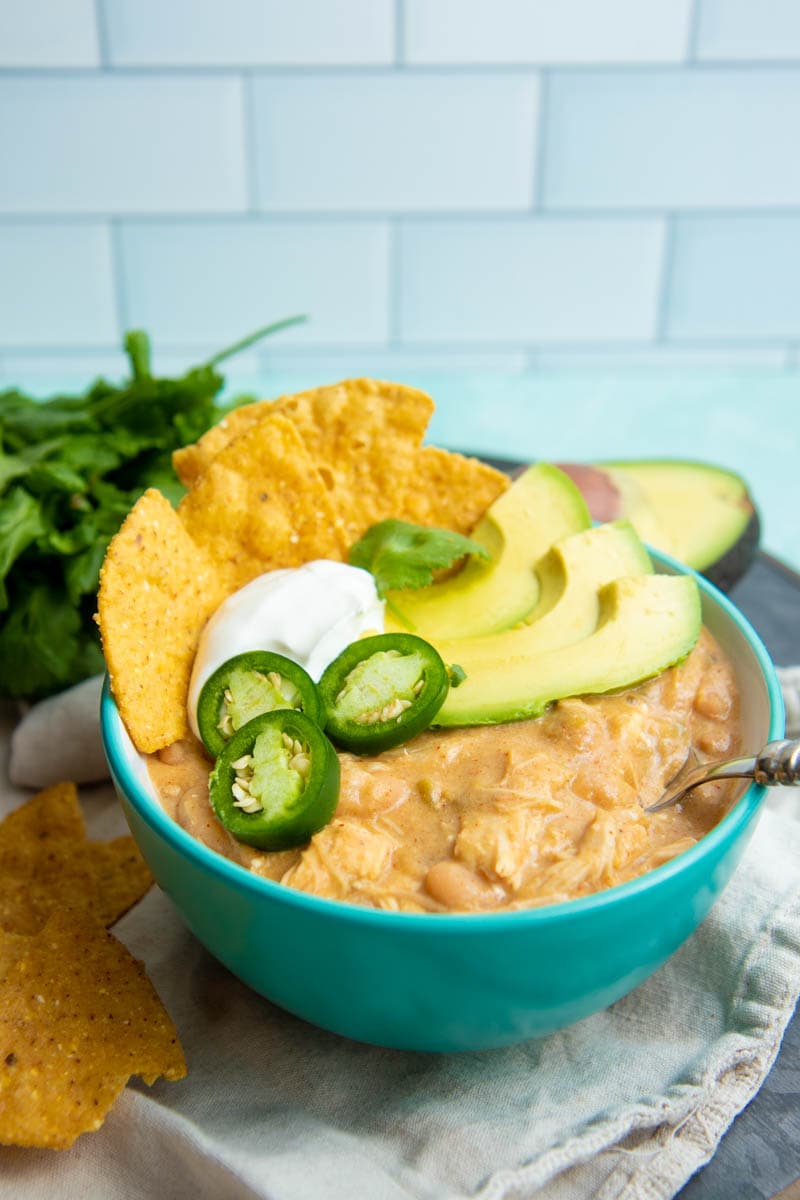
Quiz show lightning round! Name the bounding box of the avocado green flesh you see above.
[432,521,652,672]
[435,574,701,727]
[600,461,754,572]
[247,725,304,817]
[333,650,426,722]
[223,667,300,735]
[386,463,590,640]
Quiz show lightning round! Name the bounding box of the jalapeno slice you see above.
[197,651,324,758]
[209,709,340,850]
[318,633,450,754]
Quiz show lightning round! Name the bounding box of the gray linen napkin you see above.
[9,675,106,787]
[0,689,798,1200]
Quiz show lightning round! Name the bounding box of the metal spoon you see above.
[646,738,800,814]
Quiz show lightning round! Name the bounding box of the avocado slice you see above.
[432,520,653,672]
[558,460,759,592]
[386,463,590,639]
[435,573,701,727]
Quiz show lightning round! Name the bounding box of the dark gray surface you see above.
[729,554,800,666]
[678,1004,800,1200]
[482,456,800,1198]
[678,553,800,1200]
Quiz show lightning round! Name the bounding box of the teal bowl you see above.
[101,556,784,1052]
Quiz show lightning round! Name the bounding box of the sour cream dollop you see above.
[187,560,384,740]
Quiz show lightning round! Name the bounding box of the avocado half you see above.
[556,460,759,593]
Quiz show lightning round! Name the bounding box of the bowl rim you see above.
[101,554,785,932]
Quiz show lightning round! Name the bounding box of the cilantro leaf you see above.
[349,520,490,598]
[0,583,103,698]
[0,489,45,610]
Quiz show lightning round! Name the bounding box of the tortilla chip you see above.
[98,489,228,752]
[270,377,434,460]
[178,412,347,591]
[86,837,155,928]
[0,929,27,978]
[173,378,433,488]
[172,406,263,489]
[296,436,508,546]
[0,784,153,935]
[0,908,186,1149]
[393,445,509,536]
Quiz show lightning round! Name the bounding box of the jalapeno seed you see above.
[319,633,451,754]
[197,651,324,758]
[209,710,340,850]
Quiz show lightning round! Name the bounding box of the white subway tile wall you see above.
[119,221,391,345]
[398,219,665,342]
[0,0,99,68]
[0,0,799,374]
[250,74,539,211]
[103,0,395,66]
[667,216,800,339]
[404,0,694,65]
[0,222,117,346]
[695,0,800,61]
[0,76,248,214]
[543,69,800,209]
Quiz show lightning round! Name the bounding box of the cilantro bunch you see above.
[0,318,303,701]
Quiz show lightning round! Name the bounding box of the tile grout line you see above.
[92,0,111,69]
[532,69,549,210]
[686,0,703,64]
[241,71,260,212]
[4,208,800,224]
[655,214,677,343]
[5,62,800,76]
[394,0,405,67]
[388,220,403,348]
[108,218,128,340]
[2,339,795,357]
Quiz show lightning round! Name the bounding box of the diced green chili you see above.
[197,651,324,758]
[208,710,340,850]
[318,633,450,754]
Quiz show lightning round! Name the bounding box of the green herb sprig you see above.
[349,519,490,599]
[0,317,305,701]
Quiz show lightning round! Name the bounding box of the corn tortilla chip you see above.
[392,445,509,536]
[177,412,346,591]
[308,437,509,546]
[270,377,434,461]
[0,783,152,935]
[0,908,185,1149]
[0,929,27,978]
[173,378,433,488]
[86,837,155,928]
[98,489,228,753]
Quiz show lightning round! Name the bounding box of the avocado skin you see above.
[702,509,760,593]
[556,459,759,594]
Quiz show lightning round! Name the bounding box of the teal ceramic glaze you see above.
[101,556,784,1052]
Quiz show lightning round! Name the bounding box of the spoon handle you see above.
[754,739,800,786]
[647,738,800,813]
